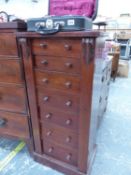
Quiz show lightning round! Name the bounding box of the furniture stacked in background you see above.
[0,22,30,142]
[108,43,120,81]
[17,31,112,175]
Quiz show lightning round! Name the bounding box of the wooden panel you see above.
[35,70,80,93]
[0,33,18,56]
[40,107,78,131]
[34,55,81,74]
[37,87,80,114]
[0,111,29,139]
[41,123,78,149]
[32,38,82,57]
[0,86,27,113]
[43,140,78,166]
[0,59,24,84]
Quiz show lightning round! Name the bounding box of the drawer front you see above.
[0,86,27,113]
[32,38,82,57]
[34,55,81,74]
[40,107,78,131]
[35,71,80,93]
[43,141,78,166]
[0,111,29,139]
[42,123,78,149]
[0,34,18,56]
[0,59,23,84]
[37,88,79,114]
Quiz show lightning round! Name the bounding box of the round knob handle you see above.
[66,101,72,107]
[64,44,72,51]
[65,62,73,68]
[46,131,52,136]
[65,82,72,88]
[66,136,72,143]
[43,96,49,102]
[41,60,48,65]
[48,147,54,153]
[65,119,72,125]
[40,43,47,48]
[45,113,52,119]
[66,154,72,161]
[42,78,48,83]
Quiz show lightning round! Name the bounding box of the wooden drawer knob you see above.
[65,119,72,125]
[64,44,72,51]
[46,131,52,136]
[66,154,72,161]
[48,147,54,153]
[65,62,73,68]
[40,43,47,48]
[66,136,72,143]
[66,101,72,107]
[42,78,49,83]
[41,60,48,65]
[43,96,49,102]
[65,82,72,88]
[0,118,6,127]
[45,113,52,119]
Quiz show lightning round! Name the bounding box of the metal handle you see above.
[0,119,6,127]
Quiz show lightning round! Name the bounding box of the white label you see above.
[67,19,75,26]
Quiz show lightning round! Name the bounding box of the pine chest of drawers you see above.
[17,31,111,175]
[0,22,30,140]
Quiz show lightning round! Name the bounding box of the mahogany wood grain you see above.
[0,111,29,139]
[32,38,82,57]
[35,70,80,93]
[34,55,81,74]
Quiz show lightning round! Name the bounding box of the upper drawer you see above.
[0,86,27,114]
[34,55,81,75]
[0,111,29,139]
[31,38,82,57]
[35,70,80,93]
[0,59,24,84]
[0,34,18,56]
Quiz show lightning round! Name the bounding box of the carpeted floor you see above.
[0,61,131,175]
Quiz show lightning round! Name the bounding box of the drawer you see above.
[41,123,78,149]
[32,38,82,57]
[0,111,29,139]
[0,86,27,113]
[43,141,78,166]
[0,59,24,84]
[0,34,18,56]
[34,55,81,74]
[40,107,78,131]
[35,70,80,93]
[37,87,79,114]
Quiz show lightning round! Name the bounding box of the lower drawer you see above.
[0,85,27,113]
[43,140,78,166]
[0,111,30,139]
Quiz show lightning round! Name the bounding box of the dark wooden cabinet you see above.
[0,22,30,140]
[17,31,111,175]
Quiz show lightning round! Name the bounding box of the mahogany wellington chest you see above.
[0,22,30,141]
[17,31,111,175]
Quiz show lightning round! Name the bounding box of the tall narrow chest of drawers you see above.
[17,31,110,175]
[0,22,30,141]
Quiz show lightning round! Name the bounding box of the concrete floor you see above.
[0,61,131,175]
